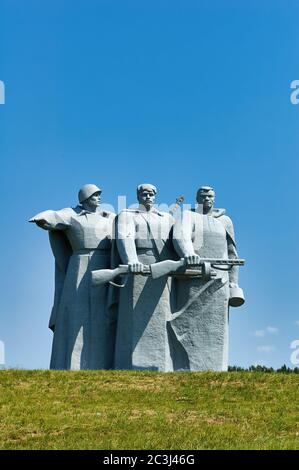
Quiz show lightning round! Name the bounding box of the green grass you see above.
[0,370,298,450]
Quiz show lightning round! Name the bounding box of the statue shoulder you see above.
[60,207,76,216]
[216,212,235,242]
[157,211,175,225]
[212,208,226,218]
[155,210,174,220]
[100,210,116,219]
[118,209,137,215]
[117,209,137,221]
[166,212,175,223]
[173,209,197,226]
[183,209,197,218]
[67,205,85,216]
[217,212,234,229]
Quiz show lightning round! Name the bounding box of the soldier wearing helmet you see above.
[78,183,102,204]
[29,184,115,370]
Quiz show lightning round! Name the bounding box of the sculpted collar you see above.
[124,207,164,216]
[137,206,164,216]
[194,206,226,218]
[75,205,109,217]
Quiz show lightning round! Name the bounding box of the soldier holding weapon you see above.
[110,183,176,371]
[170,186,245,371]
[92,185,245,372]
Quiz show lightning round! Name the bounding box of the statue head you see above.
[137,183,157,211]
[196,186,215,214]
[78,184,102,212]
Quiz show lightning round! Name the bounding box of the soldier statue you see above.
[30,184,116,370]
[171,186,244,371]
[113,183,175,371]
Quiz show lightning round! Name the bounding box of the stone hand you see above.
[29,218,51,229]
[184,254,201,266]
[128,262,144,273]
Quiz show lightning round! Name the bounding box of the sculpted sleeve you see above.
[172,210,196,257]
[224,216,239,286]
[116,211,139,264]
[29,208,72,231]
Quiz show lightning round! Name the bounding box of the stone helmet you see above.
[78,184,102,204]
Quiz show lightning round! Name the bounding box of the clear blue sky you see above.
[1,0,298,369]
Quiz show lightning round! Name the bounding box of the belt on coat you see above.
[137,248,156,255]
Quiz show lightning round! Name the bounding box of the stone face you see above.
[29,186,116,370]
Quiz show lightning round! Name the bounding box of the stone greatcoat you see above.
[114,208,175,371]
[32,206,116,370]
[172,208,239,371]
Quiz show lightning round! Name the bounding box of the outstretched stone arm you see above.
[29,209,71,231]
[116,211,139,264]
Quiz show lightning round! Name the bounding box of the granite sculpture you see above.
[29,184,116,370]
[171,186,244,371]
[30,183,245,371]
[113,184,175,371]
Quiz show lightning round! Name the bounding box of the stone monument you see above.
[31,183,245,371]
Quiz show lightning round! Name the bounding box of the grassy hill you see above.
[0,370,298,450]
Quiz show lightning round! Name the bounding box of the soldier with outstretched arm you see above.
[29,184,116,370]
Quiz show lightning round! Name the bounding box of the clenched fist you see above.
[184,254,201,266]
[128,262,144,273]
